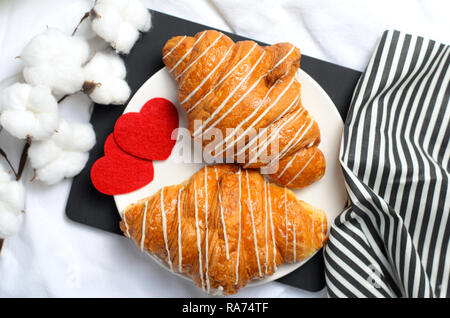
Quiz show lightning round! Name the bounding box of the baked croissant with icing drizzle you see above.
[162,30,325,188]
[121,164,327,295]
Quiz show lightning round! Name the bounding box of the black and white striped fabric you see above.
[324,30,449,298]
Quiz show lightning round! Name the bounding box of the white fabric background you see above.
[0,0,448,297]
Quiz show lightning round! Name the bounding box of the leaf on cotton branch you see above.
[92,0,151,54]
[0,167,25,238]
[28,119,96,185]
[83,51,130,105]
[21,28,90,96]
[0,83,59,140]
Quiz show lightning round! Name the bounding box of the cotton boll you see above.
[66,36,90,66]
[93,0,151,32]
[23,61,86,97]
[0,178,24,215]
[92,0,151,54]
[21,29,89,73]
[34,152,89,185]
[0,168,25,239]
[0,112,36,140]
[83,51,130,105]
[115,23,140,54]
[0,211,22,238]
[21,28,90,95]
[27,85,59,113]
[0,82,30,112]
[88,80,130,106]
[28,140,62,170]
[69,123,97,152]
[21,28,66,65]
[51,120,76,147]
[0,83,59,140]
[28,119,96,185]
[92,4,121,41]
[0,189,24,219]
[50,120,95,153]
[122,0,151,31]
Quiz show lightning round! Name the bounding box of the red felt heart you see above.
[91,134,154,195]
[114,97,179,161]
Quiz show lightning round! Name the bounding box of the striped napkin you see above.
[324,30,449,298]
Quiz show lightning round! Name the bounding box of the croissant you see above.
[120,164,327,295]
[162,30,325,188]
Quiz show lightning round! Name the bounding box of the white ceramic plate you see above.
[114,67,348,287]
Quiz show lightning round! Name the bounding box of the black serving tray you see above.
[66,10,361,292]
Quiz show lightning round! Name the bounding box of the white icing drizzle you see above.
[245,170,262,277]
[306,138,316,148]
[237,95,300,159]
[268,45,296,73]
[266,119,313,169]
[267,183,277,271]
[286,149,318,186]
[193,180,205,291]
[211,45,296,157]
[181,45,233,105]
[194,51,266,138]
[122,209,131,237]
[235,168,242,284]
[244,102,305,166]
[187,42,258,114]
[140,199,149,251]
[175,33,223,81]
[204,167,210,292]
[160,187,173,271]
[277,151,300,179]
[177,186,184,272]
[293,223,296,262]
[211,72,286,155]
[264,106,307,170]
[214,167,230,259]
[162,36,186,60]
[284,187,288,253]
[278,119,314,159]
[213,75,296,157]
[198,45,296,141]
[169,31,206,74]
[263,177,269,274]
[211,286,224,296]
